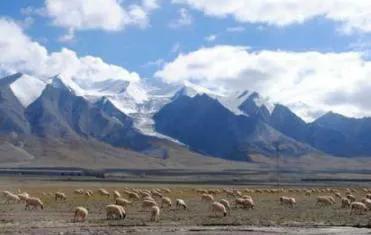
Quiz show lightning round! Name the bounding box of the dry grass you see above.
[0,179,371,234]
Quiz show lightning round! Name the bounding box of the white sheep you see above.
[150,205,160,222]
[350,202,367,215]
[106,204,126,220]
[85,191,93,198]
[316,196,334,207]
[113,190,121,199]
[161,197,172,208]
[55,192,67,201]
[4,192,20,204]
[128,192,140,200]
[116,198,132,207]
[219,199,231,212]
[280,196,296,208]
[74,207,88,222]
[142,199,158,210]
[341,197,351,208]
[236,198,255,209]
[210,201,227,217]
[74,189,84,195]
[143,195,155,202]
[360,198,371,210]
[201,193,214,202]
[152,190,163,198]
[176,199,187,210]
[25,197,44,210]
[18,192,29,202]
[346,194,356,202]
[98,189,110,198]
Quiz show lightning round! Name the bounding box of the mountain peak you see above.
[0,72,23,86]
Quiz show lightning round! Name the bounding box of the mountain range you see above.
[0,72,370,166]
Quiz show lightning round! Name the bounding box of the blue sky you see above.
[0,0,367,78]
[1,0,371,120]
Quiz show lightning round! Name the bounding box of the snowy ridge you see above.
[9,74,46,107]
[1,72,274,142]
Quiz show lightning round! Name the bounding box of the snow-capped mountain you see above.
[1,72,371,161]
[6,73,46,108]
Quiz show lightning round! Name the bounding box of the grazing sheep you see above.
[211,202,227,217]
[55,192,67,201]
[316,196,334,207]
[360,198,371,210]
[140,191,151,198]
[106,204,126,220]
[201,193,214,202]
[219,199,231,213]
[18,192,29,202]
[305,190,311,196]
[4,192,20,204]
[152,190,163,198]
[334,192,342,199]
[151,206,160,222]
[113,190,121,199]
[241,195,252,200]
[161,197,172,208]
[176,199,187,210]
[74,207,88,222]
[350,202,367,215]
[25,197,44,210]
[85,191,93,198]
[3,191,11,197]
[74,189,84,195]
[341,197,351,208]
[98,189,110,198]
[142,200,158,210]
[143,195,155,202]
[128,192,140,200]
[280,196,296,208]
[346,194,356,202]
[116,198,132,207]
[163,188,171,193]
[236,198,255,209]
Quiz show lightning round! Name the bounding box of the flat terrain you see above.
[1,178,371,234]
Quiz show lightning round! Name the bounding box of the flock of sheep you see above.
[2,186,371,224]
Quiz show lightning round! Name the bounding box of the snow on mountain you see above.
[50,74,85,96]
[1,72,275,142]
[218,90,251,116]
[9,74,46,107]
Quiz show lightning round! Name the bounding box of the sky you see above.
[0,0,371,121]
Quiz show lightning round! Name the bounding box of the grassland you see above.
[0,177,371,234]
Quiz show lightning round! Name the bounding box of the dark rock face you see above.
[154,94,312,160]
[25,79,150,150]
[1,72,371,161]
[270,105,371,157]
[0,73,31,134]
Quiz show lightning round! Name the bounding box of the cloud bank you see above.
[0,18,140,83]
[156,45,371,120]
[173,0,371,33]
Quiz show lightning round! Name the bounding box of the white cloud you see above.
[0,17,140,83]
[226,26,245,33]
[173,0,371,33]
[43,0,158,40]
[155,45,371,120]
[205,34,217,42]
[169,8,193,28]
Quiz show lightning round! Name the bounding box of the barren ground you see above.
[0,178,371,234]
